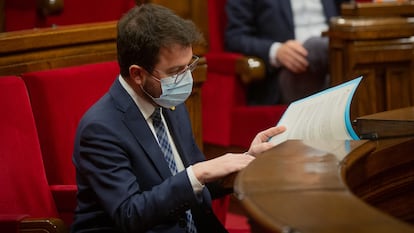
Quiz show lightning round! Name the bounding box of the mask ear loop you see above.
[140,84,158,101]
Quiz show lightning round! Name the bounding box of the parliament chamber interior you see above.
[0,0,413,233]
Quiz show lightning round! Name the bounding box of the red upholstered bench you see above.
[0,76,67,233]
[21,61,120,226]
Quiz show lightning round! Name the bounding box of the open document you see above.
[269,77,363,146]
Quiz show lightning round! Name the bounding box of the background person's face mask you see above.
[142,70,193,108]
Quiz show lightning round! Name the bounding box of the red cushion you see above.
[205,52,242,76]
[212,196,230,225]
[207,0,228,52]
[50,185,78,226]
[4,0,37,31]
[231,106,287,148]
[21,61,119,185]
[0,76,58,218]
[202,71,240,146]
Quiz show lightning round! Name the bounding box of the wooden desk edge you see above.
[234,140,414,233]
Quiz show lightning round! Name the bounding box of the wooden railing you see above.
[327,1,414,119]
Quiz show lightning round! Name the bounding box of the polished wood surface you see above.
[0,21,118,75]
[234,107,414,232]
[344,136,414,225]
[21,218,69,233]
[327,2,414,119]
[341,1,414,17]
[354,106,414,139]
[234,139,414,233]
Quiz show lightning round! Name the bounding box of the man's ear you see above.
[129,65,144,84]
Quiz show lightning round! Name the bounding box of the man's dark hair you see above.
[117,3,204,78]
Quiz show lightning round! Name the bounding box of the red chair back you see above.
[203,0,287,148]
[0,76,58,218]
[21,61,119,186]
[207,0,228,52]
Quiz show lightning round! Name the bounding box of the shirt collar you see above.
[118,75,156,120]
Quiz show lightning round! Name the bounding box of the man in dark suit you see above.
[225,0,349,105]
[70,3,285,233]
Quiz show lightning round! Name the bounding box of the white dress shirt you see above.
[270,0,329,66]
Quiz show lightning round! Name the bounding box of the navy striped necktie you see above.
[151,108,197,233]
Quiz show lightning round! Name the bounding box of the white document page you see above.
[269,77,362,146]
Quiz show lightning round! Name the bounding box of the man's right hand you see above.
[276,40,309,73]
[191,153,255,184]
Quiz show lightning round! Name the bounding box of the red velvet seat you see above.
[202,0,288,149]
[0,76,67,233]
[21,61,120,226]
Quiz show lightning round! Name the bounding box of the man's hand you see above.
[276,40,309,73]
[192,153,255,184]
[192,126,286,184]
[247,126,286,156]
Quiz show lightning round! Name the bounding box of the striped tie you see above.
[151,108,197,233]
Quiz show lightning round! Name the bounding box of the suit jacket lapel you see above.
[281,0,294,32]
[321,0,337,19]
[109,79,173,180]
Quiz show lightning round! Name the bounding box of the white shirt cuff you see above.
[187,166,205,194]
[269,42,282,67]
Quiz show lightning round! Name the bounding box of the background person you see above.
[225,0,349,105]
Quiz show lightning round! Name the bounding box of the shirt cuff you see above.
[187,166,205,194]
[269,42,282,67]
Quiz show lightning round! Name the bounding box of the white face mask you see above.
[142,70,193,108]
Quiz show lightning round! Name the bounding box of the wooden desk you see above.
[234,139,414,233]
[234,107,414,232]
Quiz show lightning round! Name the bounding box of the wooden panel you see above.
[186,58,207,150]
[345,137,414,224]
[328,16,414,119]
[0,21,118,76]
[341,1,414,17]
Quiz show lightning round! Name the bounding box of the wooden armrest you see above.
[235,56,266,85]
[20,218,69,233]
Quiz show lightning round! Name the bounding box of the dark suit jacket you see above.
[71,78,228,233]
[225,0,348,105]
